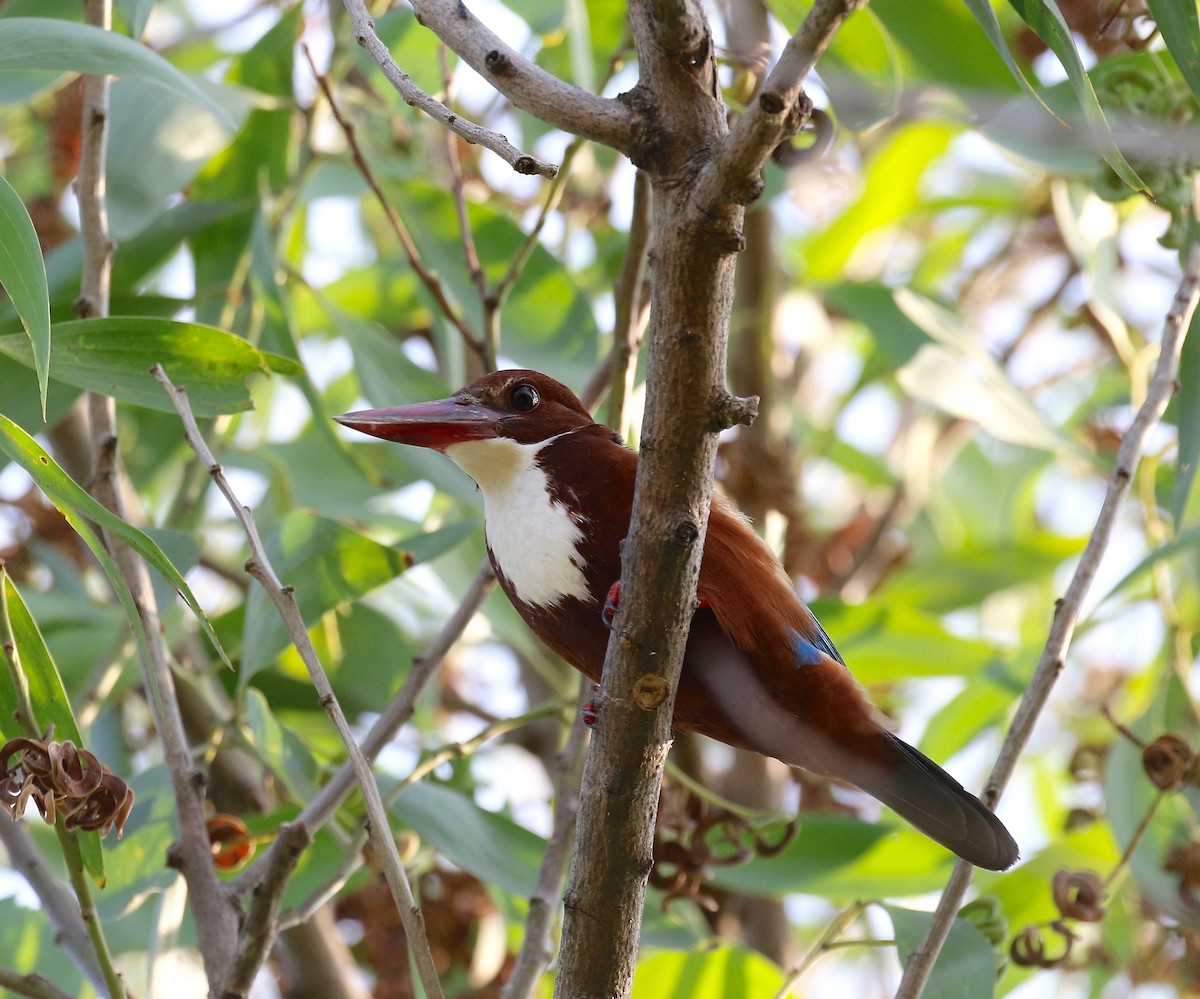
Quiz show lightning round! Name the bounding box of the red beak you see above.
[334,398,500,452]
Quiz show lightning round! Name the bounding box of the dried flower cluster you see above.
[0,736,133,838]
[650,780,795,912]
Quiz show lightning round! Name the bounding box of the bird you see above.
[336,368,1019,871]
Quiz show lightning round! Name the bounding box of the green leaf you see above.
[961,0,1061,122]
[240,511,420,681]
[1147,0,1200,103]
[0,174,50,419]
[1,572,109,879]
[1173,308,1200,527]
[0,317,302,416]
[0,18,233,127]
[631,947,784,999]
[884,533,1085,613]
[813,601,995,682]
[894,290,1083,459]
[391,782,546,897]
[886,905,996,999]
[921,679,1013,761]
[710,814,953,900]
[93,765,180,919]
[2,573,83,746]
[242,688,320,801]
[868,0,1018,92]
[1097,523,1200,606]
[1005,0,1147,195]
[106,76,247,239]
[0,414,231,670]
[802,123,957,281]
[0,898,85,997]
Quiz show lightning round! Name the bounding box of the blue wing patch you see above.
[792,632,829,667]
[798,606,845,666]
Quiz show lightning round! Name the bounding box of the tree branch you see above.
[553,0,851,992]
[405,0,637,154]
[342,0,560,176]
[691,0,864,209]
[895,240,1200,999]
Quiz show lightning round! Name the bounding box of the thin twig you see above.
[405,0,635,154]
[342,0,558,177]
[56,824,125,999]
[301,43,491,371]
[0,968,76,999]
[154,367,447,999]
[771,901,867,999]
[896,241,1200,999]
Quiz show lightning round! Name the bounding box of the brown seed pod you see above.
[1142,734,1195,791]
[1010,921,1075,969]
[1052,869,1106,922]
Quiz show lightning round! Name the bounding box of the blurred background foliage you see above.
[0,0,1198,997]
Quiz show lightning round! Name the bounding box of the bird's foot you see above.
[581,683,601,727]
[601,580,621,629]
[601,578,709,629]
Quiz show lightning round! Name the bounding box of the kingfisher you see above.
[336,369,1018,870]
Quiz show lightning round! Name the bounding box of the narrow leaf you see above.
[1006,0,1148,194]
[894,290,1081,458]
[1173,308,1200,526]
[0,317,302,416]
[0,415,232,669]
[961,0,1062,122]
[1147,0,1200,103]
[0,174,49,418]
[0,18,233,127]
[3,573,104,879]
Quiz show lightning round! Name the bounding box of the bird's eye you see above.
[511,384,540,412]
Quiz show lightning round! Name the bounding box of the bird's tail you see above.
[846,733,1018,871]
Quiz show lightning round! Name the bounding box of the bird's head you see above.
[334,369,596,451]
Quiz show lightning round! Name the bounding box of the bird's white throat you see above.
[445,437,590,608]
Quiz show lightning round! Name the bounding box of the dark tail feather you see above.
[853,734,1018,871]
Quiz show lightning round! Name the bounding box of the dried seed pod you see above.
[1052,869,1106,922]
[1142,734,1194,791]
[1010,922,1074,969]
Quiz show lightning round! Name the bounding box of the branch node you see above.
[631,675,669,710]
[484,49,512,75]
[709,391,759,431]
[758,91,786,115]
[672,519,700,546]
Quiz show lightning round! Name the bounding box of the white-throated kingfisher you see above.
[336,369,1018,871]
